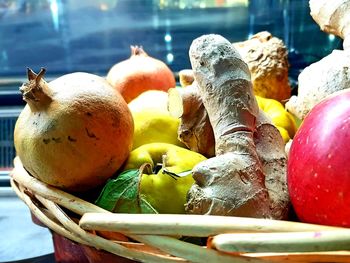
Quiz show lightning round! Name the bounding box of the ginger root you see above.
[285,50,350,120]
[169,69,215,157]
[286,0,350,120]
[184,34,289,219]
[233,31,291,102]
[178,69,195,87]
[309,0,350,49]
[168,84,215,157]
[254,111,289,219]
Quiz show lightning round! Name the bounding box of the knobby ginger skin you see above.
[178,69,195,88]
[233,31,291,102]
[286,0,350,120]
[286,50,350,120]
[170,69,215,157]
[168,83,215,158]
[309,0,350,50]
[184,34,289,219]
[179,31,292,103]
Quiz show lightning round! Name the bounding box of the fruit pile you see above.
[13,0,350,234]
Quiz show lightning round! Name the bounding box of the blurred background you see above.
[0,0,343,76]
[0,1,343,261]
[0,0,343,178]
[0,0,343,175]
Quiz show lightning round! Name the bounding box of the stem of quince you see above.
[161,154,180,180]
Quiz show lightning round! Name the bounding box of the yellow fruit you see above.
[128,90,169,113]
[129,90,185,149]
[276,126,291,142]
[132,110,184,149]
[256,95,297,143]
[123,142,207,214]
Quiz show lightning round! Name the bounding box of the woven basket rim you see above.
[10,157,350,263]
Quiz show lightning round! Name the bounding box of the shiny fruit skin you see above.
[128,90,169,113]
[256,95,297,143]
[128,90,185,149]
[287,90,350,227]
[123,143,207,214]
[106,46,176,103]
[131,109,184,149]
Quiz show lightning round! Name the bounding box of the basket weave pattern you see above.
[10,157,350,263]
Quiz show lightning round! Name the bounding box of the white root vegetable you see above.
[309,0,350,49]
[286,50,350,120]
[183,34,289,219]
[286,0,350,120]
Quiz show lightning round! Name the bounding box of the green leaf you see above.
[95,168,158,214]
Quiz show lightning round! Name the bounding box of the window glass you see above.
[0,0,342,78]
[0,0,343,171]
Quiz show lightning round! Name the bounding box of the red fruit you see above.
[288,90,350,227]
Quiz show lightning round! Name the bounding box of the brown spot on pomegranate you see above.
[14,68,134,191]
[85,128,99,140]
[67,136,77,142]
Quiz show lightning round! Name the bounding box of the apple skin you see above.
[287,90,350,227]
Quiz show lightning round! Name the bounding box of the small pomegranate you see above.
[106,46,176,103]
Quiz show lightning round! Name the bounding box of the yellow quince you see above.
[128,90,185,149]
[256,95,297,143]
[123,142,207,214]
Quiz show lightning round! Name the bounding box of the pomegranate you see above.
[14,68,134,192]
[106,46,176,103]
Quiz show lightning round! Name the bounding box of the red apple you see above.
[288,90,350,227]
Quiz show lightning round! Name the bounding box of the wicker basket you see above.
[10,156,350,263]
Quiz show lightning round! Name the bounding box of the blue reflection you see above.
[164,33,172,43]
[49,0,59,31]
[0,50,8,71]
[328,34,336,42]
[166,53,174,63]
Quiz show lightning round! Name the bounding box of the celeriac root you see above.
[184,34,289,219]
